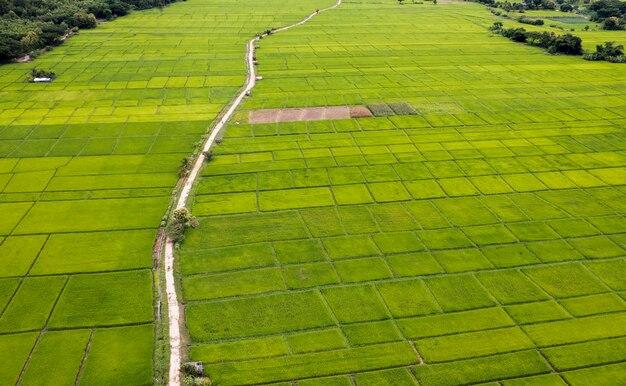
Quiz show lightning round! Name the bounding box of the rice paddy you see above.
[178,1,626,385]
[0,0,333,384]
[1,0,625,384]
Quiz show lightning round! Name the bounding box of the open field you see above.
[0,0,334,384]
[179,1,626,385]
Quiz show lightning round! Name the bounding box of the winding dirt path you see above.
[163,1,342,384]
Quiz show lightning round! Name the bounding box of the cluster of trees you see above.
[584,41,626,62]
[478,0,558,12]
[490,22,583,55]
[518,16,545,25]
[1,0,181,62]
[587,0,626,29]
[491,21,625,63]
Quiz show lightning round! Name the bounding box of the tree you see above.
[548,33,582,55]
[602,17,625,30]
[596,41,624,56]
[584,41,625,61]
[167,208,196,244]
[20,29,42,52]
[398,0,405,4]
[72,12,97,29]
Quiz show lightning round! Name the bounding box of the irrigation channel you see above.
[161,0,342,384]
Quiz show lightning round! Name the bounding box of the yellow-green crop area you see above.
[0,0,333,384]
[180,1,626,385]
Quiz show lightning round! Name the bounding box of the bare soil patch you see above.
[249,105,372,124]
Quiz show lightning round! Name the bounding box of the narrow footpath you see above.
[162,1,342,384]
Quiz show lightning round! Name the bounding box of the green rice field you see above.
[0,0,333,384]
[1,0,625,384]
[178,1,626,385]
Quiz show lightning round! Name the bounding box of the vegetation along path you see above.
[163,1,342,384]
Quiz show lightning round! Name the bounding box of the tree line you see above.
[490,22,625,63]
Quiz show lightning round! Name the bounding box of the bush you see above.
[40,22,69,46]
[519,16,545,25]
[560,3,573,12]
[548,33,583,55]
[178,157,194,177]
[502,27,528,42]
[601,17,625,30]
[109,0,131,16]
[583,41,626,62]
[588,0,626,22]
[27,68,57,81]
[497,27,583,56]
[490,21,504,31]
[167,208,196,244]
[72,12,97,29]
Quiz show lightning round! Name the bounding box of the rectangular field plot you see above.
[0,332,38,385]
[30,229,155,274]
[20,329,91,386]
[186,291,335,341]
[0,276,66,333]
[48,270,153,328]
[78,325,154,386]
[13,197,169,234]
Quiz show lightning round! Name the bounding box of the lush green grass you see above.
[168,0,626,385]
[0,0,337,382]
[79,325,155,386]
[186,291,335,340]
[20,329,91,386]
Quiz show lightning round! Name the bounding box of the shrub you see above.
[490,21,504,31]
[519,16,545,25]
[178,157,194,177]
[502,27,528,42]
[167,208,196,244]
[496,27,583,56]
[601,17,625,30]
[560,3,573,12]
[588,0,626,22]
[72,12,97,29]
[583,41,626,62]
[548,33,583,55]
[27,68,57,81]
[20,29,43,52]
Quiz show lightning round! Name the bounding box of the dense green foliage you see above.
[587,0,626,29]
[0,0,182,61]
[477,0,556,11]
[584,41,626,62]
[519,16,545,25]
[492,23,584,55]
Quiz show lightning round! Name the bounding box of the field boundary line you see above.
[162,1,342,385]
[74,328,95,386]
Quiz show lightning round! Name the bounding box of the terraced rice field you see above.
[0,0,333,384]
[178,1,626,385]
